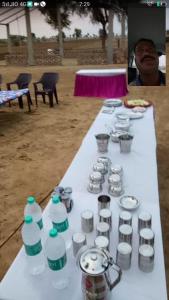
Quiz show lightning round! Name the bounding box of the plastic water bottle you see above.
[21,215,45,275]
[49,195,72,249]
[24,196,43,230]
[45,228,69,289]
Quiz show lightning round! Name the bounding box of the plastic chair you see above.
[6,73,32,110]
[33,72,59,107]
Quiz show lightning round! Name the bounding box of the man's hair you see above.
[134,38,156,53]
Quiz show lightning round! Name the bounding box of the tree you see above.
[41,36,47,42]
[39,1,74,57]
[56,31,66,41]
[90,8,109,49]
[74,28,82,39]
[31,33,36,41]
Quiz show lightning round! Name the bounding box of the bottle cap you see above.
[24,215,33,224]
[49,228,58,237]
[52,195,61,204]
[27,196,35,204]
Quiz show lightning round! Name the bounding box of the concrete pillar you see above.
[120,12,126,49]
[6,24,12,54]
[107,9,114,64]
[57,6,64,57]
[25,8,35,65]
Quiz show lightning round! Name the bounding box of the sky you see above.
[0,8,169,39]
[0,8,127,39]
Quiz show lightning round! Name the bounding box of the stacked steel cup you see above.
[138,211,155,273]
[108,165,124,197]
[88,171,103,194]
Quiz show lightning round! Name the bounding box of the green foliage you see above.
[74,28,82,39]
[39,3,73,30]
[10,35,26,46]
[0,39,7,44]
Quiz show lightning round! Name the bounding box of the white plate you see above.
[129,112,144,120]
[102,108,115,114]
[103,99,122,107]
[132,106,146,113]
[118,195,140,211]
[115,112,129,121]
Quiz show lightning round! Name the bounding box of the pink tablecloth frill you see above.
[74,73,128,98]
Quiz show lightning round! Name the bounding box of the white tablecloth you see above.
[76,69,126,76]
[0,106,167,300]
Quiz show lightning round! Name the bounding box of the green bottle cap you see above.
[49,228,58,237]
[52,195,61,204]
[24,215,33,224]
[27,196,35,204]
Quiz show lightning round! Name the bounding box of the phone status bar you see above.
[143,0,168,7]
[0,1,46,8]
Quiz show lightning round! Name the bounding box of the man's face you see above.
[135,41,159,75]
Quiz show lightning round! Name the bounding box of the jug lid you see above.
[79,247,109,275]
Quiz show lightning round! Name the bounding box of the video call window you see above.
[128,3,166,86]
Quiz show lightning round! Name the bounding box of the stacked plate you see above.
[103,99,122,107]
[115,112,144,120]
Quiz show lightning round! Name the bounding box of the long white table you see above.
[0,105,167,300]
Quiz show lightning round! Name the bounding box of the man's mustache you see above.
[141,55,155,63]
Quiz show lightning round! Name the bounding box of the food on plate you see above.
[124,99,152,108]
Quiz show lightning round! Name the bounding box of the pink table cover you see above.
[74,73,128,98]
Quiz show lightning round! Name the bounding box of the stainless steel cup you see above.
[93,162,107,175]
[94,236,109,251]
[81,210,94,233]
[95,134,110,153]
[138,244,154,273]
[116,242,132,270]
[108,174,121,187]
[139,228,154,246]
[96,222,110,239]
[119,211,132,227]
[72,232,87,257]
[99,208,112,230]
[52,186,64,197]
[119,224,133,245]
[87,182,102,194]
[61,187,72,213]
[138,211,152,232]
[119,134,133,153]
[110,164,123,179]
[98,195,111,212]
[89,171,102,184]
[108,184,124,197]
[97,157,111,173]
[111,130,128,143]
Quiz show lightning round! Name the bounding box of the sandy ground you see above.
[0,59,169,296]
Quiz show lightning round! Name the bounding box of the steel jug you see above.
[77,247,122,300]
